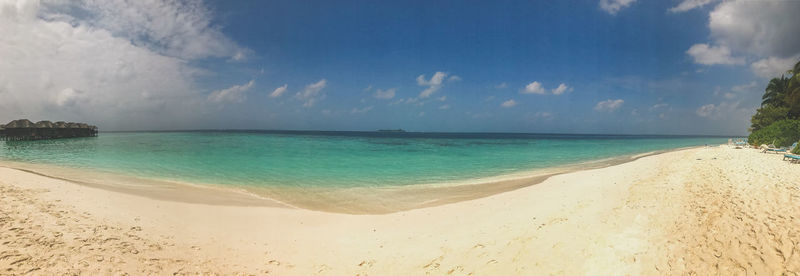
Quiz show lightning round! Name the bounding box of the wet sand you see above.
[0,149,664,214]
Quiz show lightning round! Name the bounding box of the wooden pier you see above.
[0,119,98,141]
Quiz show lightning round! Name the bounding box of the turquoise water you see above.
[0,131,724,188]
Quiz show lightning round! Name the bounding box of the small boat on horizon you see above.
[377,129,406,133]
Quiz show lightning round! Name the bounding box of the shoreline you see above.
[0,146,695,214]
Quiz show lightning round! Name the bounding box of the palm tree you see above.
[762,75,790,107]
[786,60,800,117]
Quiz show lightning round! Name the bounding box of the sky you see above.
[1,0,799,135]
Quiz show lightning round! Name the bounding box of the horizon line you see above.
[99,128,743,138]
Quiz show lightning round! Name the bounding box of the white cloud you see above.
[650,103,668,110]
[419,87,438,99]
[501,99,517,108]
[208,80,254,103]
[685,0,800,78]
[350,106,373,114]
[495,82,508,89]
[417,72,447,86]
[551,83,572,95]
[41,0,247,61]
[669,0,717,13]
[709,0,800,59]
[269,84,288,98]
[696,101,742,118]
[723,93,736,100]
[599,0,637,15]
[447,75,461,82]
[696,103,717,117]
[750,56,799,79]
[438,104,450,110]
[594,99,624,112]
[522,81,546,94]
[719,81,758,100]
[437,96,447,101]
[296,79,327,107]
[696,100,748,121]
[55,88,88,108]
[373,88,396,99]
[417,71,448,98]
[230,51,245,62]
[731,81,757,93]
[522,81,570,95]
[0,0,214,129]
[686,44,745,65]
[531,111,553,120]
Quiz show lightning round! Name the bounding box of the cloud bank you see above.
[0,0,249,130]
[687,0,800,78]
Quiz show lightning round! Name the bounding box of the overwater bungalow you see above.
[0,119,98,141]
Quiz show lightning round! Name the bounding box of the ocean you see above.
[0,131,725,190]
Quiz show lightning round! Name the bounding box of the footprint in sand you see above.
[316,264,331,273]
[423,256,444,270]
[357,259,375,267]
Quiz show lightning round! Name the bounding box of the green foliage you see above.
[762,75,790,107]
[750,105,789,132]
[788,60,800,117]
[748,119,800,147]
[749,60,800,144]
[794,140,800,154]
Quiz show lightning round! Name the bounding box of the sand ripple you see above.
[0,182,258,274]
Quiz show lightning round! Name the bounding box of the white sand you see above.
[2,146,799,274]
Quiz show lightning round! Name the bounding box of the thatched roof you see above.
[35,120,54,128]
[4,119,34,128]
[2,119,97,131]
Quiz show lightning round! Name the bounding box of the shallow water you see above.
[0,131,724,189]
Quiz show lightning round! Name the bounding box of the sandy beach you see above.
[2,145,800,274]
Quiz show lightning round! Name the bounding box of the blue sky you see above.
[1,0,799,134]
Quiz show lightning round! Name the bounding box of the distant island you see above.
[377,129,406,133]
[0,119,98,141]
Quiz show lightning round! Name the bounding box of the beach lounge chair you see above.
[783,154,800,163]
[763,142,797,154]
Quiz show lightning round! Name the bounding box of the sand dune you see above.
[2,146,800,274]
